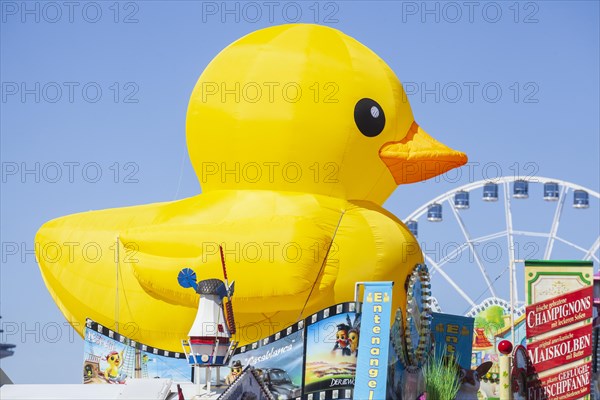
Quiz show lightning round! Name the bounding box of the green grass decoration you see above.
[422,348,461,400]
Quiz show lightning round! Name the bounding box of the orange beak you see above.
[379,122,468,184]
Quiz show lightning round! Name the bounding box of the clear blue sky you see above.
[1,1,598,384]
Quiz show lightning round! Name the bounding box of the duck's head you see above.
[187,24,467,204]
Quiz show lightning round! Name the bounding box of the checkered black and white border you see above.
[305,302,358,327]
[304,388,354,400]
[85,318,186,359]
[234,319,305,355]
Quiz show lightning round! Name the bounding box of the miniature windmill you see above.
[179,246,237,393]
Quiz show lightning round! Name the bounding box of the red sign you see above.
[525,262,594,400]
[527,324,592,374]
[527,362,592,400]
[526,286,593,338]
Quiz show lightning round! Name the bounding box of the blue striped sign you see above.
[354,282,393,400]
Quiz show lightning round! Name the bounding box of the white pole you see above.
[509,259,515,345]
[503,183,516,346]
[194,367,202,396]
[206,367,211,393]
[499,353,512,399]
[511,260,524,346]
[115,236,120,334]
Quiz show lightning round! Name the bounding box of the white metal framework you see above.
[465,297,525,318]
[404,176,599,318]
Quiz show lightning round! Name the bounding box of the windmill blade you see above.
[224,298,236,335]
[219,246,236,334]
[177,268,198,291]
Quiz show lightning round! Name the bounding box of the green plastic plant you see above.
[422,349,461,400]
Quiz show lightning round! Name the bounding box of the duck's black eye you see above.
[354,98,385,137]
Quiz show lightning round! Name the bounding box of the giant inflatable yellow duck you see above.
[36,24,467,351]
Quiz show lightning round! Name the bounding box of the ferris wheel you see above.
[403,176,599,318]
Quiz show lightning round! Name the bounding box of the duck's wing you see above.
[35,197,202,350]
[36,192,344,351]
[120,213,340,314]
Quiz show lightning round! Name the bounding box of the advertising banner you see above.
[85,300,363,399]
[527,362,592,400]
[303,302,360,400]
[354,282,393,400]
[526,324,592,373]
[229,321,304,400]
[430,312,474,370]
[83,319,190,384]
[525,286,593,338]
[525,260,594,400]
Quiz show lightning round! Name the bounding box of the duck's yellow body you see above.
[36,24,466,351]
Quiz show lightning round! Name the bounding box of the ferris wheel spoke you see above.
[583,236,600,261]
[447,199,498,297]
[436,231,506,268]
[554,236,595,254]
[437,243,469,268]
[553,236,600,263]
[424,254,476,308]
[472,230,508,243]
[512,230,549,238]
[544,186,568,260]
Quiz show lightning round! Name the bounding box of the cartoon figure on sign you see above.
[348,328,359,356]
[332,323,352,356]
[346,314,361,356]
[103,350,126,383]
[225,360,243,385]
[84,364,93,380]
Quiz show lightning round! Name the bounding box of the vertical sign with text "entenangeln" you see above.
[354,282,393,400]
